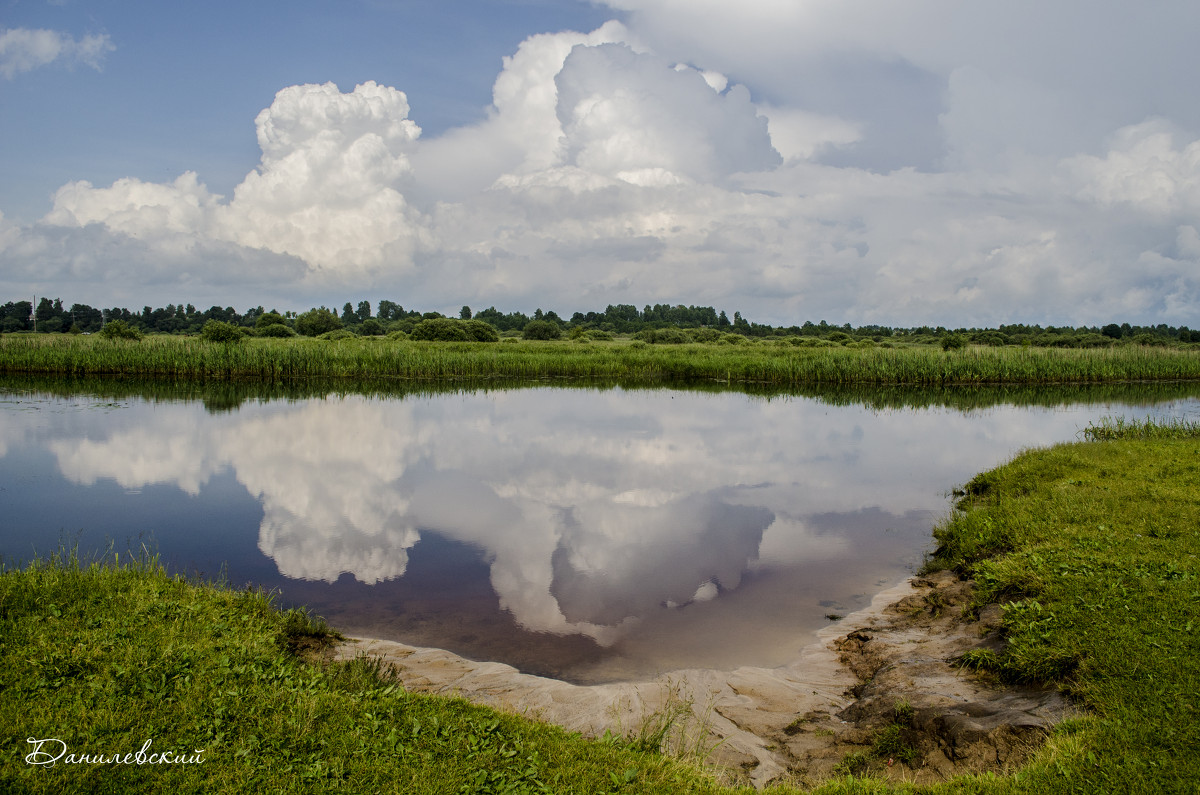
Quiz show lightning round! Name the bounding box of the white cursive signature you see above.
[25,738,205,767]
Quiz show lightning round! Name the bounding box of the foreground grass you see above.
[2,334,1200,385]
[0,553,740,794]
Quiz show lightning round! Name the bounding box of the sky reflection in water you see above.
[2,386,1196,683]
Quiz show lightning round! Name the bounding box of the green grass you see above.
[0,550,743,794]
[2,334,1200,386]
[904,419,1200,794]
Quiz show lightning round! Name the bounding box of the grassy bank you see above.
[0,551,740,794]
[2,334,1200,385]
[882,417,1200,794]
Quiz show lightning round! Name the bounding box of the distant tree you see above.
[1101,323,1123,339]
[377,300,402,321]
[1,301,32,332]
[240,306,265,328]
[342,303,356,324]
[296,307,343,337]
[357,301,371,322]
[68,304,103,333]
[35,298,57,324]
[360,318,384,336]
[460,305,472,320]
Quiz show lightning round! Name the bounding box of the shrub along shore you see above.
[2,333,1199,385]
[3,418,1199,792]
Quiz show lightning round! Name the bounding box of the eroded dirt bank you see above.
[333,570,1074,789]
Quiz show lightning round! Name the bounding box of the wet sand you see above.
[334,570,1073,788]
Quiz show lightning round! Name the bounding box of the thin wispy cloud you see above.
[0,27,113,79]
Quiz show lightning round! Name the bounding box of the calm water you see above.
[3,381,1197,683]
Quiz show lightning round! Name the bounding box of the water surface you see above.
[2,380,1196,683]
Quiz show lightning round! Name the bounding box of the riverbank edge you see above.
[333,569,1073,790]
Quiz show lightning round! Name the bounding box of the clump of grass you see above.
[1081,414,1200,440]
[831,750,871,777]
[870,724,919,766]
[606,680,724,766]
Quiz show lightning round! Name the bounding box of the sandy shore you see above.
[334,570,1073,788]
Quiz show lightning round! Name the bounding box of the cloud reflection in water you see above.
[35,386,1117,675]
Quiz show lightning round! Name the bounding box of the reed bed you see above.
[4,371,1200,416]
[2,334,1199,385]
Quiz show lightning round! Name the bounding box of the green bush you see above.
[319,329,357,341]
[973,331,1009,347]
[359,318,384,336]
[254,311,288,330]
[295,307,343,337]
[634,328,689,344]
[463,319,500,342]
[201,320,245,343]
[99,319,143,340]
[941,334,966,351]
[410,318,471,342]
[522,319,562,340]
[257,323,296,338]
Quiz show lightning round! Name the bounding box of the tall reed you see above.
[2,334,1199,385]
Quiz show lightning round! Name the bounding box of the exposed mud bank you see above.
[333,570,1074,788]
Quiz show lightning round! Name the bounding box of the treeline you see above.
[1,297,1196,346]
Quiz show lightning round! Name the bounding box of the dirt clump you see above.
[774,570,1073,787]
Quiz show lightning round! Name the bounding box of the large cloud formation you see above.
[2,3,1199,326]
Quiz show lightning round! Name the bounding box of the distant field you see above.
[2,334,1199,385]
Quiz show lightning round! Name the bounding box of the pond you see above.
[2,378,1197,683]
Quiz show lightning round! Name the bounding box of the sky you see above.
[1,0,1198,327]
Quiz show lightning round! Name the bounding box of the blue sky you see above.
[2,0,1199,326]
[1,0,613,219]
